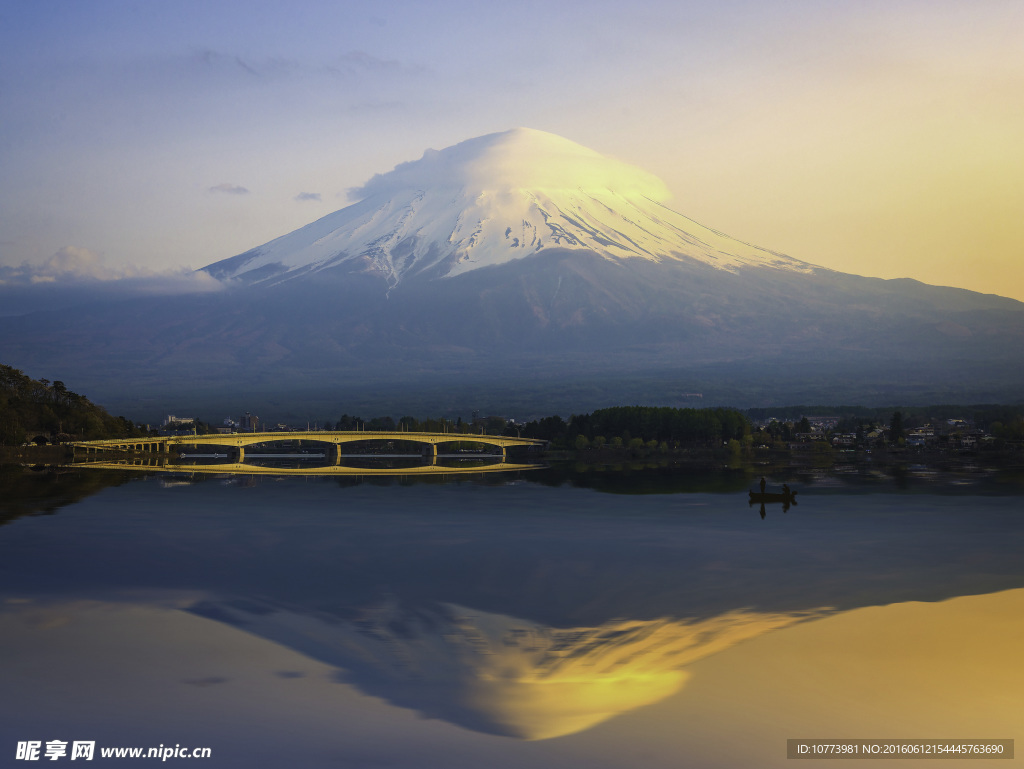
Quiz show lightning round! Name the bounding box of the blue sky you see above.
[2,0,1022,299]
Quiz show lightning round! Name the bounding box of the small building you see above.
[906,426,936,447]
[806,416,840,430]
[864,429,886,444]
[794,432,827,442]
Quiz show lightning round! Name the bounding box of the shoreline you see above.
[3,443,1022,470]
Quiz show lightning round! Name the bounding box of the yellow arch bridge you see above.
[70,431,546,465]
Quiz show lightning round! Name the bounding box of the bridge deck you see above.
[70,431,545,451]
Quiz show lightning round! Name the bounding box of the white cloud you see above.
[330,50,411,76]
[349,128,671,203]
[209,183,250,195]
[0,247,227,316]
[34,246,124,280]
[0,246,225,292]
[294,192,321,202]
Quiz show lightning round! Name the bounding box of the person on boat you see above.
[759,477,766,494]
[782,483,791,497]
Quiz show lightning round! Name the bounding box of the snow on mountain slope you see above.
[204,128,818,287]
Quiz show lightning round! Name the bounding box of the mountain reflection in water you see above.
[185,597,818,740]
[2,588,1021,768]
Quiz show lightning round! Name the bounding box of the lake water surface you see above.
[1,464,1022,767]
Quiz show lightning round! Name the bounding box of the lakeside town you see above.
[145,407,1023,459]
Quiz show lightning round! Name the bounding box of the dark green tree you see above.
[890,411,905,442]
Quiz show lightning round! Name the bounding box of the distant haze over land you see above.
[1,129,1022,419]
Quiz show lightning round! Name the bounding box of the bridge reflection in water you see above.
[70,430,546,476]
[72,458,544,476]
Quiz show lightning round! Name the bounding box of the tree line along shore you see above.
[2,364,1022,461]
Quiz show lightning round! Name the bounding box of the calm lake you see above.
[2,462,1022,767]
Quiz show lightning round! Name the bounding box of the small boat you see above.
[749,490,797,503]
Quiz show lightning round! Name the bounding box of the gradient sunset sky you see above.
[2,0,1022,299]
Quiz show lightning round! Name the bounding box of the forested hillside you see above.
[0,364,148,445]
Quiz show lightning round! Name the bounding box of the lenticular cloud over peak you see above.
[350,128,671,201]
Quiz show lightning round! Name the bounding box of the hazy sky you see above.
[2,0,1022,299]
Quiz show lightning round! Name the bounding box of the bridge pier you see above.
[236,446,245,463]
[331,443,342,466]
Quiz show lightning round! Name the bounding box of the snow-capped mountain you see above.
[3,128,1023,412]
[204,128,815,287]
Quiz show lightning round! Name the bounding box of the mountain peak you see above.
[204,129,816,286]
